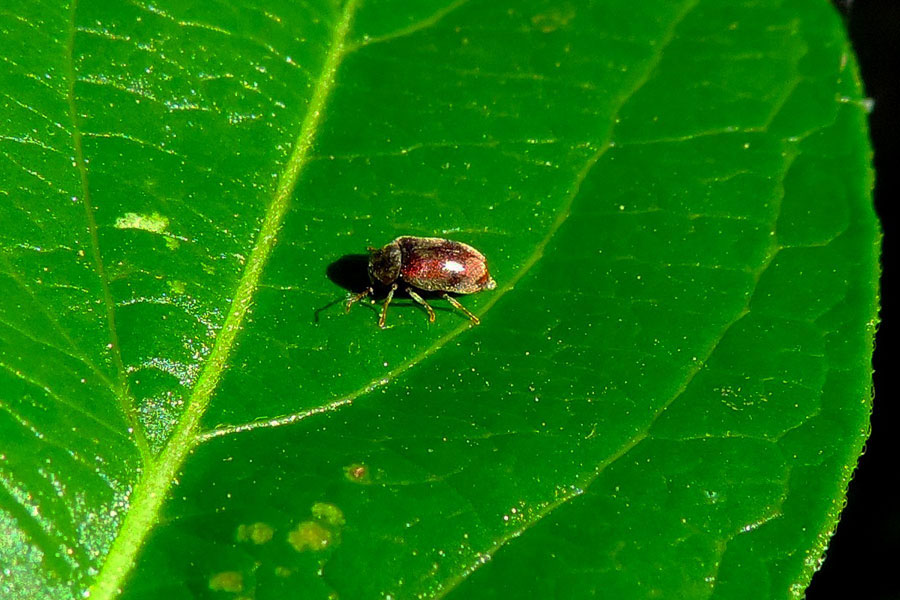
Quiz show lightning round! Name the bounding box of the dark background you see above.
[807,2,897,598]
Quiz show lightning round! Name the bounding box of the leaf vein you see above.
[351,0,472,51]
[0,360,126,439]
[439,114,802,600]
[85,1,361,597]
[64,0,151,462]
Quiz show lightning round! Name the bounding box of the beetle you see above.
[345,236,497,328]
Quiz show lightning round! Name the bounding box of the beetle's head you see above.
[368,241,402,286]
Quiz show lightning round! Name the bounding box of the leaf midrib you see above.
[86,1,360,597]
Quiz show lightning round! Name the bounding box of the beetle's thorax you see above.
[368,241,402,285]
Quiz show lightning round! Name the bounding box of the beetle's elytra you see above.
[345,236,497,328]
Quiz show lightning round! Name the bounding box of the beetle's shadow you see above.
[312,254,368,323]
[327,254,371,294]
[315,253,454,323]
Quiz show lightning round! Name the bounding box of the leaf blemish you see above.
[287,503,346,552]
[114,211,170,234]
[114,211,182,250]
[236,522,275,545]
[287,521,333,553]
[343,462,370,483]
[311,502,345,527]
[167,279,187,295]
[530,3,576,33]
[208,570,243,593]
[274,566,292,578]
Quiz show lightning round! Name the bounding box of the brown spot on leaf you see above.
[344,463,370,483]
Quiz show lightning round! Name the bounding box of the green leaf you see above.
[0,0,879,598]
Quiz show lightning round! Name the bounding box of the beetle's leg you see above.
[378,284,398,328]
[345,286,373,313]
[442,293,481,325]
[406,288,436,323]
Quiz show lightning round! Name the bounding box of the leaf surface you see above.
[0,1,879,599]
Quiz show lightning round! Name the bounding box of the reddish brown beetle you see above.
[346,236,497,328]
